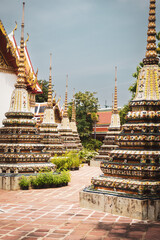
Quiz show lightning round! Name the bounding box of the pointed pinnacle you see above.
[113,66,118,113]
[47,53,53,107]
[17,2,26,86]
[63,74,68,117]
[143,0,159,65]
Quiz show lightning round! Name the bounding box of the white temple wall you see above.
[0,72,17,127]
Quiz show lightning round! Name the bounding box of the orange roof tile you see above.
[97,111,112,125]
[93,127,108,133]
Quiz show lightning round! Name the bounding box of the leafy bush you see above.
[19,176,30,190]
[78,148,98,163]
[30,172,54,188]
[51,156,69,171]
[51,151,82,171]
[67,151,81,169]
[31,171,70,189]
[19,171,71,190]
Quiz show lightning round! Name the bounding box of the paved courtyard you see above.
[0,165,160,240]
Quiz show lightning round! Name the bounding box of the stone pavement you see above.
[0,165,160,240]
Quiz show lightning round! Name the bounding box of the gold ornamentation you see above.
[0,20,19,65]
[25,33,29,47]
[13,21,17,36]
[0,52,8,68]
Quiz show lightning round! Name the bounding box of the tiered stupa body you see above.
[39,54,65,156]
[91,67,121,166]
[59,76,78,152]
[80,0,160,220]
[0,3,55,190]
[70,90,83,151]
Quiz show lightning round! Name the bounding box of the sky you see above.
[1,0,160,108]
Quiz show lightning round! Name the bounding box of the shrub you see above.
[51,155,69,171]
[30,172,54,188]
[67,151,81,169]
[19,176,30,190]
[19,171,71,190]
[30,171,71,189]
[52,171,71,186]
[78,148,98,163]
[51,151,82,171]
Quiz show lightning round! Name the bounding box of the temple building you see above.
[92,108,112,141]
[59,76,78,152]
[80,0,160,220]
[39,54,65,155]
[0,19,42,127]
[70,90,82,151]
[0,3,55,190]
[90,67,121,167]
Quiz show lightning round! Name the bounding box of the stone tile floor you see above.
[0,165,160,240]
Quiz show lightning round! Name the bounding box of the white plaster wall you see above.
[0,72,17,127]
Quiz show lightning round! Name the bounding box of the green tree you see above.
[36,80,54,103]
[119,104,131,125]
[68,91,99,144]
[91,112,99,139]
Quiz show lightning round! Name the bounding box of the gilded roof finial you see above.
[143,0,159,65]
[56,96,61,105]
[47,53,53,107]
[113,66,118,113]
[71,88,76,122]
[16,2,26,86]
[63,74,68,117]
[13,21,17,36]
[25,33,29,47]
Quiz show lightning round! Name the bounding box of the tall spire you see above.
[71,88,76,122]
[113,66,118,113]
[63,74,68,117]
[111,93,113,113]
[17,2,26,86]
[143,0,159,65]
[47,53,52,107]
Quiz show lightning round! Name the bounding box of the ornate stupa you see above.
[70,89,83,151]
[59,75,78,152]
[0,3,55,190]
[39,54,65,156]
[80,0,160,220]
[91,67,121,167]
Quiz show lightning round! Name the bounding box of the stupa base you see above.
[0,162,56,190]
[79,188,160,220]
[0,173,26,190]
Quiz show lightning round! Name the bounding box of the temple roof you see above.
[0,20,42,94]
[97,110,112,125]
[0,20,18,72]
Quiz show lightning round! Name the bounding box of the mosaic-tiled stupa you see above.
[80,0,160,220]
[59,75,77,151]
[70,89,83,151]
[0,3,55,190]
[39,54,65,156]
[91,67,121,167]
